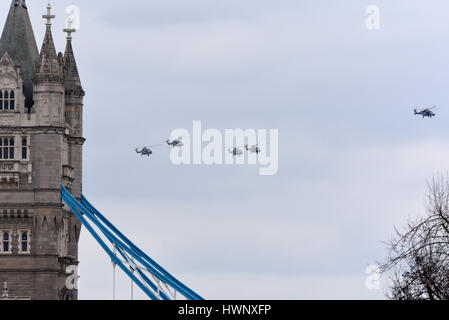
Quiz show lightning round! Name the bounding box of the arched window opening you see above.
[0,138,15,160]
[2,231,10,253]
[3,138,8,159]
[22,138,27,159]
[9,138,14,159]
[21,231,29,253]
[0,90,15,110]
[3,91,8,110]
[9,90,14,110]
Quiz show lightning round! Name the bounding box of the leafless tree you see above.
[381,174,449,300]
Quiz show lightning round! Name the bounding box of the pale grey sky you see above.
[2,0,449,299]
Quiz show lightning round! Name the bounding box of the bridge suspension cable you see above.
[61,185,204,300]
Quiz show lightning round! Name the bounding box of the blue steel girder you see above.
[61,185,204,301]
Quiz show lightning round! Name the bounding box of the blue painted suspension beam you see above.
[61,191,161,300]
[80,194,204,300]
[61,185,204,300]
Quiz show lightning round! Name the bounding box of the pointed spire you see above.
[11,0,27,9]
[33,3,63,84]
[0,0,39,108]
[63,19,84,96]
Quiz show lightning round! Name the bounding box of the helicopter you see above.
[245,144,261,154]
[414,106,437,118]
[135,147,153,157]
[228,147,243,157]
[166,137,184,148]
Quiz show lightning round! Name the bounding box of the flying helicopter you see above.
[135,147,153,157]
[228,147,243,157]
[245,144,261,154]
[414,106,437,118]
[227,143,267,157]
[166,137,184,148]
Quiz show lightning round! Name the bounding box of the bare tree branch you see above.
[381,173,449,300]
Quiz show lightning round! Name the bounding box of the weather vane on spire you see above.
[43,3,55,26]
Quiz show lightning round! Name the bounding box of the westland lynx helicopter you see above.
[414,106,437,118]
[135,137,184,158]
[135,147,153,157]
[245,144,261,154]
[228,147,244,157]
[166,137,184,148]
[228,144,265,157]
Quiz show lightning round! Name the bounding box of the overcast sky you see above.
[2,0,449,299]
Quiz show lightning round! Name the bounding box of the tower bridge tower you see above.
[0,1,84,300]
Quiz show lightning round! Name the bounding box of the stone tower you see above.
[0,1,84,300]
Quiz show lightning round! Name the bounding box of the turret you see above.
[63,23,85,199]
[0,0,39,111]
[63,22,84,137]
[32,4,64,127]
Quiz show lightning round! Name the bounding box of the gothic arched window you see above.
[0,90,15,111]
[9,138,14,159]
[21,231,29,253]
[19,230,30,254]
[0,138,15,160]
[2,231,10,253]
[2,138,8,159]
[3,91,8,110]
[9,90,15,110]
[22,138,27,159]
